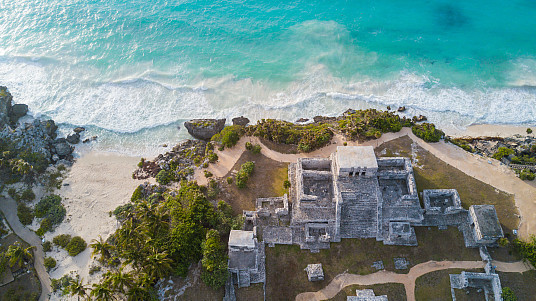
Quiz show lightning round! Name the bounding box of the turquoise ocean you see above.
[1,0,536,155]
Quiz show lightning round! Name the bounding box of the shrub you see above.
[519,169,535,181]
[201,229,228,289]
[218,146,224,151]
[513,236,536,267]
[207,179,219,199]
[236,161,255,188]
[283,180,291,189]
[226,177,233,184]
[343,142,348,146]
[131,185,144,202]
[156,169,172,185]
[20,188,35,202]
[492,147,515,160]
[498,237,510,247]
[89,265,101,275]
[35,195,62,218]
[38,218,52,234]
[204,170,213,178]
[7,188,18,200]
[43,241,52,252]
[66,236,87,256]
[212,125,244,148]
[245,142,253,151]
[202,162,209,168]
[251,144,261,154]
[44,257,56,271]
[411,123,444,142]
[138,158,145,168]
[336,109,413,140]
[17,203,34,225]
[527,128,533,134]
[53,234,72,248]
[207,152,218,163]
[502,287,517,301]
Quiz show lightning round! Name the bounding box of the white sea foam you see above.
[1,56,535,156]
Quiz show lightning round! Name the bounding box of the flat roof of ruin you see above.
[335,146,378,169]
[471,205,503,238]
[229,230,255,248]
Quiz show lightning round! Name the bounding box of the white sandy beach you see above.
[44,151,142,299]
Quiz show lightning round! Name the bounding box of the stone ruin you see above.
[304,263,324,282]
[347,289,388,301]
[227,230,265,288]
[228,146,506,289]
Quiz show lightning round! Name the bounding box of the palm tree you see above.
[90,282,116,301]
[6,242,34,268]
[143,247,172,280]
[90,236,114,263]
[68,276,87,301]
[108,268,134,294]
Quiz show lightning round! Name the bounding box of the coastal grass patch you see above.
[265,226,479,301]
[219,151,287,214]
[414,268,484,301]
[328,283,406,301]
[376,136,519,235]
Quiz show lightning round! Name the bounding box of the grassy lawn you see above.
[218,151,289,215]
[498,270,536,300]
[414,268,484,301]
[265,226,480,301]
[328,283,406,301]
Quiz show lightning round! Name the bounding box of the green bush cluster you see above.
[492,147,515,160]
[412,123,444,142]
[447,138,473,152]
[53,234,72,248]
[513,236,536,267]
[211,125,245,148]
[66,236,87,256]
[34,195,65,233]
[17,203,34,225]
[44,257,56,271]
[248,119,333,152]
[245,142,261,154]
[501,287,517,301]
[0,136,50,184]
[43,241,52,252]
[337,109,413,140]
[155,169,172,185]
[201,229,228,288]
[236,161,255,188]
[519,169,535,181]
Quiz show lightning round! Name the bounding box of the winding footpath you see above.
[0,196,51,301]
[295,259,533,301]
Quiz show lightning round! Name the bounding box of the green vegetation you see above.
[447,138,474,152]
[204,170,213,178]
[212,125,245,148]
[44,257,56,271]
[0,137,49,184]
[43,241,52,252]
[16,203,34,225]
[226,176,233,184]
[236,161,255,188]
[519,169,535,181]
[53,234,72,248]
[245,142,262,154]
[34,195,65,234]
[513,236,536,267]
[493,147,515,160]
[248,119,333,152]
[502,287,517,301]
[283,180,291,189]
[200,229,228,289]
[6,242,34,268]
[66,236,87,256]
[155,169,172,185]
[411,123,444,142]
[527,128,533,134]
[337,109,412,140]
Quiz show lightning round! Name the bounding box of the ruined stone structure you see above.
[449,271,502,301]
[304,263,324,282]
[347,289,389,301]
[227,230,265,288]
[469,205,504,245]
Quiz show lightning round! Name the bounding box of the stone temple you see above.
[230,146,505,288]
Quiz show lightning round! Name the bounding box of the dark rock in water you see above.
[73,127,86,133]
[82,136,98,143]
[412,115,428,122]
[313,116,337,123]
[184,118,225,140]
[296,118,309,123]
[66,133,80,144]
[397,106,406,112]
[0,86,13,127]
[53,141,73,157]
[387,106,391,110]
[11,103,28,120]
[91,135,98,141]
[232,116,249,126]
[162,144,168,147]
[83,138,90,143]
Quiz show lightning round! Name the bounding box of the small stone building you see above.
[347,289,388,301]
[304,263,324,281]
[469,205,504,245]
[332,146,378,177]
[449,271,502,301]
[228,230,265,288]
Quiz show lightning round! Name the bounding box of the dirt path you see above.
[295,259,532,301]
[0,196,51,301]
[196,128,536,238]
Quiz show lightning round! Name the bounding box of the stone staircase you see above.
[340,192,378,238]
[238,270,250,288]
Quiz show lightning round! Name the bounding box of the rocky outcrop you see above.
[232,116,250,126]
[413,115,427,122]
[0,86,13,127]
[397,106,406,112]
[66,133,80,144]
[73,127,85,133]
[10,104,28,123]
[296,118,309,123]
[313,115,337,123]
[184,118,225,140]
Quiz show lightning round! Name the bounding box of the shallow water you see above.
[1,0,535,155]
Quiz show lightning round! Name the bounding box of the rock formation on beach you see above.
[184,118,226,140]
